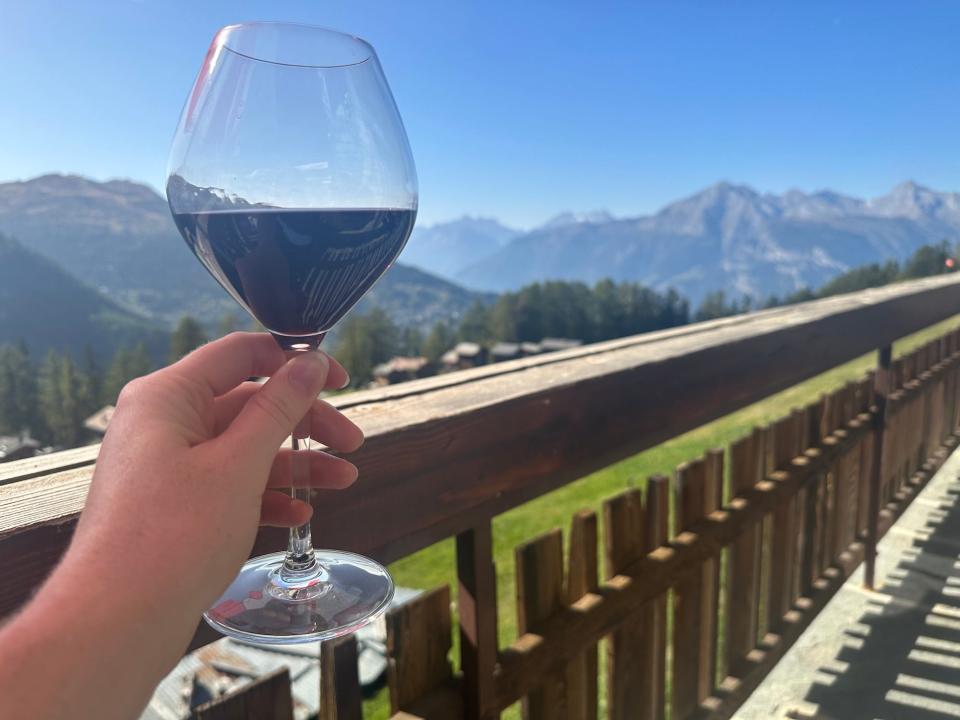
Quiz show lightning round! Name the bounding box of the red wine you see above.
[172,208,416,344]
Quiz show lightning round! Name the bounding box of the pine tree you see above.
[38,352,85,447]
[400,326,424,356]
[458,302,494,344]
[422,321,455,363]
[82,346,103,413]
[103,344,153,404]
[0,342,39,436]
[170,315,208,363]
[128,343,153,379]
[333,308,399,386]
[218,313,239,337]
[103,347,131,405]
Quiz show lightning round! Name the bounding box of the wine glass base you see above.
[204,550,395,645]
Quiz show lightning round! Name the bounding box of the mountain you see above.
[455,181,960,303]
[400,216,520,279]
[0,175,488,330]
[0,233,167,361]
[540,210,615,229]
[0,174,232,323]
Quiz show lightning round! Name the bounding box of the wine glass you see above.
[166,22,416,644]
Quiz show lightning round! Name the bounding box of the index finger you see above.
[166,332,287,397]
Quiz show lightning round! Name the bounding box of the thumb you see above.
[220,351,330,466]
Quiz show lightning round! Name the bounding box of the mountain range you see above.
[405,182,960,303]
[0,175,487,347]
[4,173,958,362]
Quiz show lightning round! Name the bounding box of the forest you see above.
[0,241,954,452]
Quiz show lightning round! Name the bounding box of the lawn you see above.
[363,316,960,718]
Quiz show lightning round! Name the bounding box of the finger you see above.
[291,399,364,452]
[320,355,350,393]
[267,449,358,489]
[214,367,352,434]
[219,352,330,466]
[167,333,287,397]
[259,490,313,527]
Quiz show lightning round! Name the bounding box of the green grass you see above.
[362,316,960,719]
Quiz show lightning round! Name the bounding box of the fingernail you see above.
[288,352,329,393]
[320,352,351,389]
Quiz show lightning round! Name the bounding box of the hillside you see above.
[0,233,168,360]
[454,182,960,303]
[0,174,490,329]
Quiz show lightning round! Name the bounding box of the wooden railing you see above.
[3,274,960,719]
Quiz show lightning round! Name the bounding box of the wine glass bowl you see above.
[166,22,416,643]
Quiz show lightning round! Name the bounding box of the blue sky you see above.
[3,1,960,228]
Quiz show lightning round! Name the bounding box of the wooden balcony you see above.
[3,274,960,719]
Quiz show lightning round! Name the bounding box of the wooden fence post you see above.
[194,667,293,720]
[320,635,362,720]
[864,344,892,590]
[646,476,670,720]
[457,522,498,720]
[566,510,599,720]
[516,529,566,720]
[387,585,458,717]
[724,432,763,677]
[604,487,646,720]
[765,415,798,631]
[672,459,707,719]
[702,450,724,693]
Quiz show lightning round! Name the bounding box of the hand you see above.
[0,333,365,720]
[73,332,365,612]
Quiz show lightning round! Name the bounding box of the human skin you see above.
[0,333,364,720]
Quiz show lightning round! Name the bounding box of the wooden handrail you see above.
[2,273,960,635]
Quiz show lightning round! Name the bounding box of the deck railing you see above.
[3,274,960,719]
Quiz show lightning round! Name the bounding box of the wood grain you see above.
[724,431,763,676]
[646,476,670,720]
[604,488,646,720]
[516,529,566,720]
[320,635,362,720]
[194,667,293,720]
[387,586,453,713]
[457,522,498,720]
[566,511,599,720]
[673,459,708,719]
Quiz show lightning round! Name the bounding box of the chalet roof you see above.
[491,342,520,357]
[453,342,482,357]
[373,356,429,377]
[540,337,583,352]
[83,405,115,435]
[0,433,40,460]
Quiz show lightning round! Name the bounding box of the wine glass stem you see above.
[282,348,319,578]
